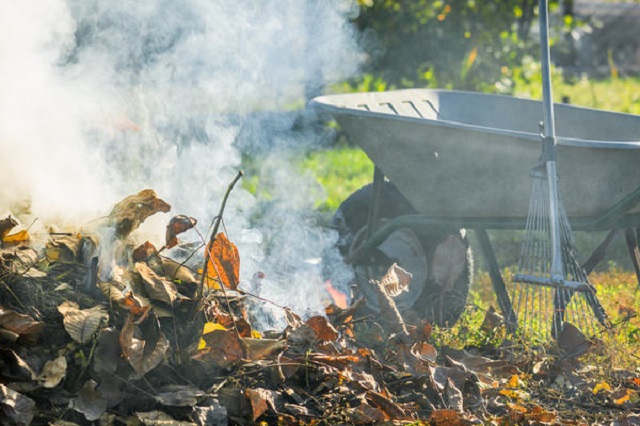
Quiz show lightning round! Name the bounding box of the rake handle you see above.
[539,0,564,280]
[539,0,556,143]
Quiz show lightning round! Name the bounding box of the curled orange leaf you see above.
[204,233,240,290]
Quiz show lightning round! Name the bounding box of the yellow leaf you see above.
[2,230,30,244]
[197,338,206,350]
[593,381,611,395]
[251,330,262,339]
[507,402,528,413]
[614,389,632,405]
[203,322,227,335]
[499,389,519,399]
[507,374,521,388]
[198,322,228,350]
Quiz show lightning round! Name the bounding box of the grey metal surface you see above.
[310,89,640,218]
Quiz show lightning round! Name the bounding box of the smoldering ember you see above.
[3,1,640,426]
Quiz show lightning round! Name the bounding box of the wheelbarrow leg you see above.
[581,229,619,275]
[475,229,517,333]
[625,228,640,289]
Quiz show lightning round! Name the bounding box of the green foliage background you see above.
[348,0,556,92]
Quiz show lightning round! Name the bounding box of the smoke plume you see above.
[0,0,361,327]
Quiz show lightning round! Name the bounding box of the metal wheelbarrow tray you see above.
[311,89,640,329]
[311,89,640,221]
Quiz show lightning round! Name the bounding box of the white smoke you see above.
[0,0,360,327]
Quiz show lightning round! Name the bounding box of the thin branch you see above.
[195,170,243,312]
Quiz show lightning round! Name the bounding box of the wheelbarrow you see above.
[310,89,640,329]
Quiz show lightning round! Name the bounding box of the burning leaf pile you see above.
[0,187,639,425]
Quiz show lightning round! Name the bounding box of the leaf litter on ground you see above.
[0,187,638,425]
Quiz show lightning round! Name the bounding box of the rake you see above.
[511,0,610,338]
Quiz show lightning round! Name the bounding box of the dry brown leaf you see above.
[162,258,198,284]
[350,400,387,424]
[97,280,126,305]
[165,215,197,249]
[0,328,20,344]
[480,306,503,332]
[243,338,286,360]
[283,403,310,417]
[445,377,464,412]
[526,405,557,423]
[458,354,498,376]
[311,354,359,370]
[412,341,438,363]
[379,263,412,297]
[197,329,245,367]
[135,262,179,305]
[204,232,240,290]
[557,322,590,358]
[135,410,197,425]
[420,321,433,341]
[305,315,339,342]
[132,241,159,263]
[427,409,465,425]
[118,312,168,378]
[71,380,107,421]
[398,343,431,377]
[0,307,44,343]
[5,247,45,278]
[37,355,67,388]
[206,306,252,338]
[58,301,108,344]
[365,390,406,420]
[0,348,35,382]
[118,292,150,318]
[155,385,204,407]
[245,388,276,421]
[192,400,228,426]
[119,314,136,360]
[433,364,472,393]
[45,235,82,263]
[0,383,35,426]
[284,308,303,329]
[93,328,121,376]
[431,234,467,290]
[127,333,170,379]
[0,216,18,240]
[109,189,171,239]
[134,333,169,378]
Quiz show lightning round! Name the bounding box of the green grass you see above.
[427,266,640,365]
[300,145,374,211]
[506,59,640,114]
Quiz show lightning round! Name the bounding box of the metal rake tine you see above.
[581,293,597,336]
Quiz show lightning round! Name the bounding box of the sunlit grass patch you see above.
[300,145,374,211]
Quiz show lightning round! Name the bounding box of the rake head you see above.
[512,168,609,338]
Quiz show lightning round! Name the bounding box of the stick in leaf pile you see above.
[196,170,244,308]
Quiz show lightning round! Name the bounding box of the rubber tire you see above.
[333,182,472,327]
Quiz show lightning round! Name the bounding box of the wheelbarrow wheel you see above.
[333,182,472,327]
